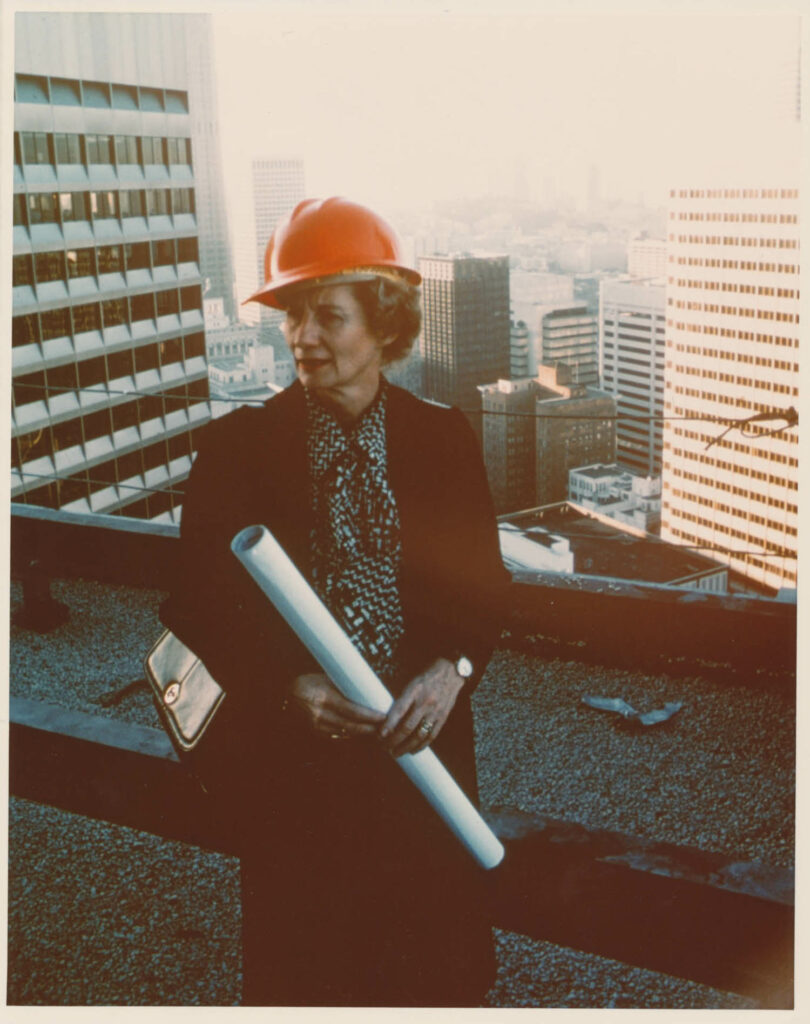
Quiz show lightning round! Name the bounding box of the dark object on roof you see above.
[582,694,683,727]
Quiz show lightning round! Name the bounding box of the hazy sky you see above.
[211,0,802,218]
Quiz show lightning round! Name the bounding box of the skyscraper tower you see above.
[600,277,666,475]
[536,305,599,386]
[234,157,305,328]
[420,254,510,434]
[12,11,214,522]
[661,179,800,593]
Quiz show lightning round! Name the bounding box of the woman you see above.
[161,197,510,1007]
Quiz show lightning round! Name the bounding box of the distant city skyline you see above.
[209,2,801,222]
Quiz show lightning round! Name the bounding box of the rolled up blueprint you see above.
[231,523,505,870]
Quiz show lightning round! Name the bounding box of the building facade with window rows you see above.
[12,71,211,523]
[660,183,799,593]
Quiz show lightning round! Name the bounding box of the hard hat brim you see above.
[244,263,421,309]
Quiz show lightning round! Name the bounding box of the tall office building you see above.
[420,254,510,434]
[478,378,537,514]
[600,277,666,475]
[627,236,667,279]
[534,365,616,506]
[537,305,599,386]
[233,157,305,328]
[479,367,616,512]
[12,12,213,523]
[661,180,800,593]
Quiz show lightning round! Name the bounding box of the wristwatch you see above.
[452,655,474,680]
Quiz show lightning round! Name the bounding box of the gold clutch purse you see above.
[144,629,225,753]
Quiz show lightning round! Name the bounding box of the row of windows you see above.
[673,437,796,490]
[667,503,797,540]
[665,526,796,582]
[670,299,799,323]
[668,320,798,347]
[672,344,797,372]
[13,237,199,288]
[12,285,203,347]
[670,188,798,200]
[13,385,208,473]
[672,211,798,224]
[671,484,797,518]
[672,279,798,299]
[12,334,206,412]
[16,73,188,115]
[673,257,798,274]
[671,234,799,249]
[16,131,192,170]
[13,187,195,227]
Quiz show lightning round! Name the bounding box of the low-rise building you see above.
[569,463,661,533]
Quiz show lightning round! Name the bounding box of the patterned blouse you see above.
[306,380,405,684]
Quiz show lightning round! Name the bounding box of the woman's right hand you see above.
[289,673,386,740]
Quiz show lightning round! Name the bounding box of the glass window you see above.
[101,297,127,327]
[59,191,88,222]
[165,90,188,114]
[90,190,118,219]
[14,429,50,469]
[184,332,205,359]
[135,343,160,372]
[119,190,145,218]
[115,135,139,164]
[82,409,112,442]
[72,302,101,334]
[66,247,96,279]
[181,284,202,312]
[13,254,34,287]
[50,78,81,106]
[40,307,70,341]
[146,189,169,216]
[51,415,83,451]
[156,289,179,316]
[97,245,124,274]
[13,194,27,226]
[140,88,164,112]
[143,137,164,165]
[23,483,60,510]
[125,242,150,271]
[22,131,50,164]
[112,402,139,434]
[152,239,174,266]
[78,356,106,390]
[86,134,113,164]
[138,393,165,422]
[16,74,49,104]
[111,84,138,110]
[177,236,198,264]
[143,439,169,471]
[188,379,208,401]
[130,292,155,322]
[28,193,58,224]
[163,384,188,412]
[159,337,184,366]
[14,132,22,167]
[83,81,110,108]
[166,138,180,165]
[12,370,46,408]
[171,188,194,215]
[54,133,82,164]
[35,251,66,284]
[108,349,134,379]
[56,472,90,506]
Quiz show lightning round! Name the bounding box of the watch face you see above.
[456,656,473,678]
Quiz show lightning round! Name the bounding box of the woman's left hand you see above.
[379,658,464,757]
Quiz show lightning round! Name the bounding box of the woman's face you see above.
[282,283,392,417]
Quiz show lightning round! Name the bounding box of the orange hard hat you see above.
[244,196,421,309]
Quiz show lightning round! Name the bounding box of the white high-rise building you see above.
[233,158,305,327]
[661,176,800,594]
[627,236,667,279]
[12,11,215,523]
[600,277,666,475]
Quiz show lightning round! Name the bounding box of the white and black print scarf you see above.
[306,382,405,683]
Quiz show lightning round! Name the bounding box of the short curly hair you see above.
[349,276,422,365]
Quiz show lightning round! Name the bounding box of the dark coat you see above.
[161,380,510,1007]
